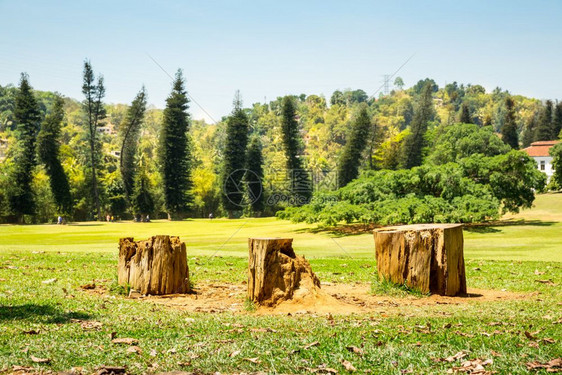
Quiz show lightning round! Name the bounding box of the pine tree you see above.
[131,160,154,218]
[522,114,538,148]
[459,103,472,124]
[159,70,193,219]
[37,96,73,215]
[9,73,41,222]
[221,92,249,216]
[119,87,147,202]
[245,135,265,214]
[501,97,518,149]
[400,82,434,168]
[552,102,562,139]
[82,60,106,220]
[338,104,372,187]
[535,100,554,141]
[281,96,311,205]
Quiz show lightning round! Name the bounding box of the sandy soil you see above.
[136,281,527,316]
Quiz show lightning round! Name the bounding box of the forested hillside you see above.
[0,71,558,223]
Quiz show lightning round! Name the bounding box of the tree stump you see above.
[374,224,466,296]
[118,235,190,295]
[248,238,321,306]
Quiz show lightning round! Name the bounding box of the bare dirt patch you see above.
[137,282,527,315]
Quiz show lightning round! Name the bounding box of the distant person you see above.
[209,212,214,220]
[57,216,62,225]
[106,214,110,222]
[146,214,150,222]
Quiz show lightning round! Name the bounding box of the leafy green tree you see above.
[412,78,438,95]
[8,74,41,222]
[330,90,345,106]
[119,87,147,202]
[501,97,518,149]
[281,96,311,205]
[221,92,249,216]
[245,135,265,214]
[535,100,554,141]
[159,70,193,219]
[400,83,434,168]
[459,103,472,124]
[82,60,106,220]
[428,123,510,164]
[337,104,371,187]
[37,96,72,215]
[106,177,127,218]
[552,102,562,139]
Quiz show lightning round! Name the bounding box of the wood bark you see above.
[248,238,320,306]
[118,235,190,295]
[374,224,466,296]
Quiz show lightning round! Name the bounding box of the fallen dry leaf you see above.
[41,278,57,284]
[346,346,364,356]
[96,365,126,374]
[541,338,556,344]
[12,366,33,372]
[490,350,502,357]
[304,341,320,350]
[534,270,546,275]
[80,283,96,290]
[150,349,157,357]
[244,357,261,364]
[126,346,142,354]
[30,355,51,364]
[111,338,139,345]
[535,279,557,286]
[21,329,39,335]
[526,357,562,372]
[81,321,103,331]
[229,350,241,358]
[341,359,356,372]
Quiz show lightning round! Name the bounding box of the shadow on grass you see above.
[295,219,556,236]
[463,219,556,233]
[0,304,91,323]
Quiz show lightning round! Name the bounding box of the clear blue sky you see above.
[1,0,561,122]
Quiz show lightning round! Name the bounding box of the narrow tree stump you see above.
[374,224,466,296]
[248,238,321,306]
[118,235,190,295]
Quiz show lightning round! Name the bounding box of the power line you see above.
[368,53,416,100]
[146,53,219,124]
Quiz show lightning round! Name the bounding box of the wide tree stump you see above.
[248,238,321,306]
[374,224,466,296]
[118,235,190,295]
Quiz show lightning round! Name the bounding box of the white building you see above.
[522,140,560,180]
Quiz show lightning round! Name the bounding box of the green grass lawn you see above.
[0,194,561,374]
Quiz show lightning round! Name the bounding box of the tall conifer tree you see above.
[37,96,73,215]
[501,97,519,149]
[535,100,554,141]
[9,73,41,222]
[245,135,265,214]
[159,70,193,219]
[338,104,372,187]
[552,102,562,140]
[119,87,147,202]
[281,96,311,205]
[400,83,434,168]
[459,103,472,124]
[82,61,106,220]
[221,92,249,217]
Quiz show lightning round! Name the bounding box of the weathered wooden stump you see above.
[374,224,466,296]
[248,238,321,306]
[118,235,190,295]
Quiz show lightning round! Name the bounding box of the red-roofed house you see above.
[522,140,560,180]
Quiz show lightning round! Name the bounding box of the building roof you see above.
[523,140,560,157]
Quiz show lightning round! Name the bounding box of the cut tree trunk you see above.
[248,238,321,306]
[118,235,190,295]
[374,224,466,296]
